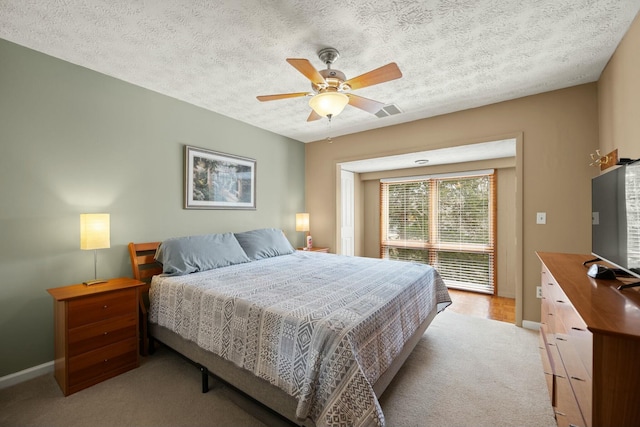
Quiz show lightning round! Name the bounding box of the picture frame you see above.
[184,145,256,210]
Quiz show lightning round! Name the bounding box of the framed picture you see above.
[184,145,256,210]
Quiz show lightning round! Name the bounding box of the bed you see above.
[128,229,451,427]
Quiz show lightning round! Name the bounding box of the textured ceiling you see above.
[1,1,639,143]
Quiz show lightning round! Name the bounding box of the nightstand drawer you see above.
[48,278,144,396]
[68,313,137,357]
[68,289,136,328]
[68,337,138,388]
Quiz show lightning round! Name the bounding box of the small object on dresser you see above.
[306,235,313,250]
[587,263,616,280]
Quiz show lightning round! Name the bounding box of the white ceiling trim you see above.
[340,139,516,173]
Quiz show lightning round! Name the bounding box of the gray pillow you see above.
[234,228,295,260]
[155,233,250,275]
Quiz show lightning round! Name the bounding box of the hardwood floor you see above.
[447,289,515,323]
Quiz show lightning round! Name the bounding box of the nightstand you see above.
[47,277,145,396]
[297,247,330,253]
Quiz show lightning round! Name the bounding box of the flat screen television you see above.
[591,161,640,280]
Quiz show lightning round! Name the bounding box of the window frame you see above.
[380,170,497,294]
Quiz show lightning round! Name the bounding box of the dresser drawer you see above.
[555,374,586,427]
[570,374,592,427]
[538,330,554,402]
[68,289,136,328]
[68,313,137,357]
[68,337,138,388]
[556,335,592,426]
[553,295,593,376]
[546,337,564,378]
[542,268,562,302]
[569,331,592,379]
[538,329,553,375]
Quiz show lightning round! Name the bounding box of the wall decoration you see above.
[184,145,256,210]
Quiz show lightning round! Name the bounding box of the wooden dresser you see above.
[47,277,145,396]
[537,252,640,427]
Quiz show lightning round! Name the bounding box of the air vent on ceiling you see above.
[375,104,402,118]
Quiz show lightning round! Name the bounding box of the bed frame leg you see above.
[200,365,209,393]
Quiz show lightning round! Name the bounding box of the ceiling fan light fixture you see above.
[308,92,349,118]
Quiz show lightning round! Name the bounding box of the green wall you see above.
[0,39,305,376]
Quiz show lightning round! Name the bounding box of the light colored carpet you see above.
[379,311,556,427]
[0,311,556,427]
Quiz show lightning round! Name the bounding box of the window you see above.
[381,171,496,294]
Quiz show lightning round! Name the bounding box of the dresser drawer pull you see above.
[103,305,108,309]
[571,327,586,332]
[570,376,586,382]
[556,337,567,341]
[103,332,108,335]
[104,359,109,363]
[555,300,566,304]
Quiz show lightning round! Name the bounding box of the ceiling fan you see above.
[256,47,402,122]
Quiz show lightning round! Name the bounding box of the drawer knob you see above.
[103,305,108,309]
[104,359,109,363]
[103,332,108,335]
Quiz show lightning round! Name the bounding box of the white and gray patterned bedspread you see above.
[149,251,451,427]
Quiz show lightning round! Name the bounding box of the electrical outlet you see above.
[536,286,542,298]
[536,212,546,224]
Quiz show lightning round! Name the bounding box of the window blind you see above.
[381,172,496,294]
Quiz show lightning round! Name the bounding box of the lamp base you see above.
[83,279,107,286]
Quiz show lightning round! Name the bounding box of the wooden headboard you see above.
[128,241,162,356]
[128,241,162,284]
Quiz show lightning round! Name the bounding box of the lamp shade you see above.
[296,213,310,232]
[308,92,349,118]
[80,213,111,250]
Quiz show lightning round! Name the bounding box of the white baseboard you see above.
[0,361,54,390]
[522,320,541,331]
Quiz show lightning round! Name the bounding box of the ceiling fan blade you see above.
[344,62,402,91]
[286,58,327,86]
[347,94,387,114]
[307,110,323,122]
[256,92,310,102]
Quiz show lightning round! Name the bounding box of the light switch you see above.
[536,212,546,224]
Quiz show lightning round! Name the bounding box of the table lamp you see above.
[295,213,312,250]
[80,213,110,285]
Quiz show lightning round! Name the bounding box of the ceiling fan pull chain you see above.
[326,115,334,143]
